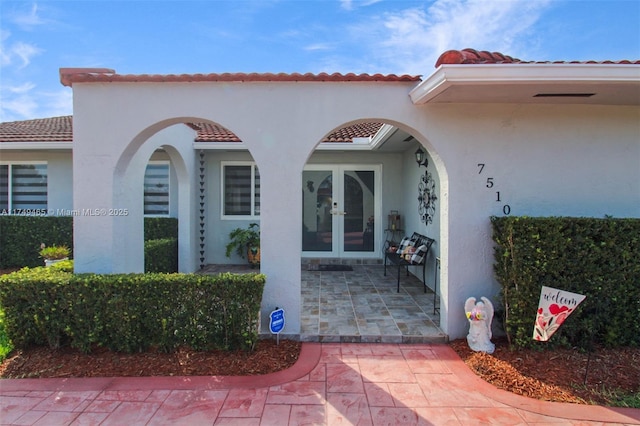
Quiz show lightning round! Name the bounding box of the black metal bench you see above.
[384,232,435,293]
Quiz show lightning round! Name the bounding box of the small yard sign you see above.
[270,307,285,344]
[533,286,585,341]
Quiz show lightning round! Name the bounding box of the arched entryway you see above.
[300,120,446,342]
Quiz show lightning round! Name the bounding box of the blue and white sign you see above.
[269,308,285,335]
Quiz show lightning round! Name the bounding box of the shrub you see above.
[144,217,178,240]
[144,238,178,273]
[492,216,640,350]
[0,216,177,269]
[0,216,73,268]
[0,268,265,353]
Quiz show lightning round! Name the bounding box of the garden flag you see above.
[533,286,586,341]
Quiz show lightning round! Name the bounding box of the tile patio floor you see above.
[202,263,446,343]
[299,264,444,343]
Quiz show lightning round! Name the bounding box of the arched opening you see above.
[111,118,258,274]
[300,119,447,342]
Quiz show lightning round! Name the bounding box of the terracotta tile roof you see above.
[435,48,640,67]
[0,116,383,144]
[322,122,383,142]
[187,122,242,142]
[0,116,73,142]
[60,68,421,87]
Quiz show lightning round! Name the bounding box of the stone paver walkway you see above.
[2,343,639,425]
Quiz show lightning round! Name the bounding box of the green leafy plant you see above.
[225,223,260,259]
[39,244,70,260]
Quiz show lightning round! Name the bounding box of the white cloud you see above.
[41,88,73,118]
[0,27,43,69]
[345,0,552,75]
[340,0,383,11]
[11,3,47,29]
[304,43,333,51]
[0,39,42,69]
[0,30,12,67]
[0,91,39,121]
[0,83,72,122]
[11,41,42,69]
[340,0,352,10]
[7,82,36,94]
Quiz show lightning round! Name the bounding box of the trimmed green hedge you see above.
[0,216,178,269]
[144,217,178,241]
[0,268,265,353]
[0,216,73,268]
[492,216,640,350]
[145,238,178,273]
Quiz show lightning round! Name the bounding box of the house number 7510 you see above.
[477,164,511,215]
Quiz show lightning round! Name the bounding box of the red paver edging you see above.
[0,342,322,393]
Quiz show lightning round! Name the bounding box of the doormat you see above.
[308,264,353,271]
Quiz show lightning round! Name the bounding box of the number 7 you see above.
[477,163,485,174]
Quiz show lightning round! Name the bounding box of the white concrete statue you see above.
[464,296,495,354]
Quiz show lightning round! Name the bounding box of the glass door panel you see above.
[344,170,375,252]
[303,166,379,257]
[302,169,334,252]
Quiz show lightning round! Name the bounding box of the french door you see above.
[302,165,380,257]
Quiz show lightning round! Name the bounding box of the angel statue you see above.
[464,296,495,354]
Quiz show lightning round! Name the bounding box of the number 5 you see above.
[486,178,494,188]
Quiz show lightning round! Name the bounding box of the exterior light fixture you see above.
[415,147,428,168]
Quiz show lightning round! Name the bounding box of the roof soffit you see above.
[410,63,640,105]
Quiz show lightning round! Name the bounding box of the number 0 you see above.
[503,205,511,215]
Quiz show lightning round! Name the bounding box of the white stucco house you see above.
[1,48,639,340]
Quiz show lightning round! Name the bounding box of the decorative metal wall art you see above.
[415,148,437,225]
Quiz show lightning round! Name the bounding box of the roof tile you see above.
[323,122,383,142]
[60,70,421,87]
[0,116,73,142]
[0,116,382,144]
[436,48,640,67]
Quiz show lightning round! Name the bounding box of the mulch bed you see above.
[450,337,640,405]
[0,339,301,379]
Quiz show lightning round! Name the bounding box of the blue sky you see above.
[1,0,639,122]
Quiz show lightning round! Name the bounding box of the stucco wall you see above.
[68,79,639,340]
[417,102,639,338]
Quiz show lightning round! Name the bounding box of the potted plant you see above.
[225,223,260,267]
[39,243,71,267]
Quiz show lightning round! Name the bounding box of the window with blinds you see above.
[0,164,48,212]
[144,162,170,216]
[223,163,260,217]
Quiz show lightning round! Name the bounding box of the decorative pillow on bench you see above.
[396,237,428,264]
[409,244,429,264]
[398,236,414,253]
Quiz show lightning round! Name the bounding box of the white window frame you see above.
[0,161,48,214]
[144,161,170,217]
[221,161,260,219]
